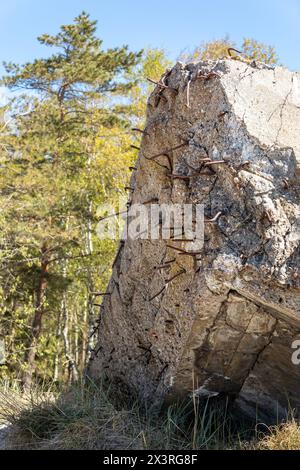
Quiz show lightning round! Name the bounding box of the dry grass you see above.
[0,379,249,450]
[258,420,300,450]
[1,379,300,450]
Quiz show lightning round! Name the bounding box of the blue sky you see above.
[0,0,299,82]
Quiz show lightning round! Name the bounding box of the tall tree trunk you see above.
[53,308,62,383]
[82,198,94,368]
[23,243,49,390]
[61,260,79,384]
[73,308,79,368]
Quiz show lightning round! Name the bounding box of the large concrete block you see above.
[88,59,300,422]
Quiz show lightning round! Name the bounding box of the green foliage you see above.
[0,12,169,386]
[180,36,279,65]
[127,48,172,121]
[241,38,278,65]
[0,12,143,385]
[180,36,233,62]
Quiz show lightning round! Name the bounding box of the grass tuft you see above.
[258,419,300,450]
[1,379,300,450]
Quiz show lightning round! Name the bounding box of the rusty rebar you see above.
[167,173,192,180]
[147,142,188,160]
[178,251,202,257]
[218,111,229,118]
[282,178,289,189]
[171,239,195,242]
[186,161,215,176]
[132,127,148,135]
[90,291,110,296]
[264,210,274,223]
[149,268,186,301]
[166,244,188,253]
[149,285,166,301]
[98,210,127,222]
[166,268,186,283]
[147,77,178,93]
[112,241,125,268]
[89,324,100,340]
[238,161,250,168]
[166,244,202,255]
[154,264,172,270]
[186,160,210,173]
[164,153,173,170]
[147,77,168,88]
[204,211,222,223]
[197,71,220,80]
[228,47,242,57]
[164,258,176,264]
[144,155,171,171]
[204,160,226,166]
[92,344,102,357]
[143,197,159,204]
[91,292,112,297]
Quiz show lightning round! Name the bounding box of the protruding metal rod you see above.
[218,111,229,118]
[91,292,112,297]
[112,241,125,268]
[197,71,220,80]
[143,197,159,204]
[204,160,226,166]
[147,77,168,88]
[166,244,202,255]
[205,211,222,223]
[132,127,148,135]
[149,285,166,301]
[90,291,108,296]
[147,142,188,160]
[89,324,100,340]
[147,77,178,93]
[144,155,171,171]
[166,268,186,283]
[149,268,186,301]
[167,173,192,180]
[164,258,176,264]
[98,211,127,222]
[228,47,242,57]
[155,264,172,270]
[178,251,202,257]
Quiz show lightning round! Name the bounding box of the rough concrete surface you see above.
[88,58,300,423]
[0,425,8,450]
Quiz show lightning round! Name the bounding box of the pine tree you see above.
[0,12,142,388]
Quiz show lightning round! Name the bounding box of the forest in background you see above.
[0,11,279,390]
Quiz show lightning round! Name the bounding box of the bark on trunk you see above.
[23,243,49,390]
[61,260,79,384]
